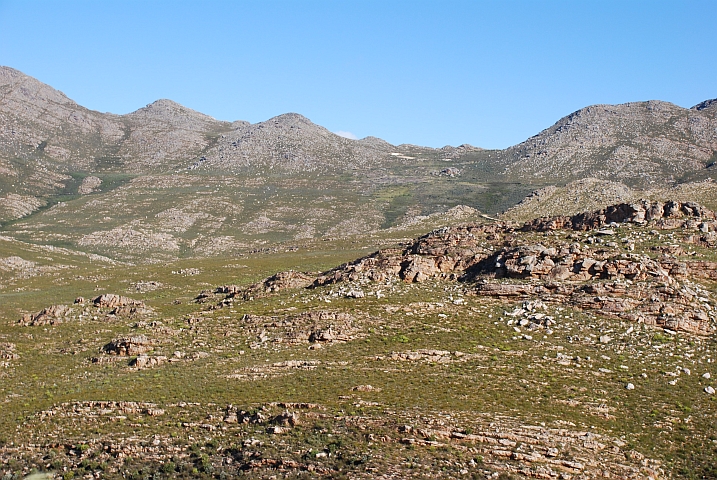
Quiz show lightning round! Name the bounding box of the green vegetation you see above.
[1,218,716,477]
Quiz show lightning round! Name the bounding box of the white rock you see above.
[625,383,635,390]
[705,386,716,395]
[703,372,711,379]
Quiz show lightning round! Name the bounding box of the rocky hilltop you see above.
[198,112,397,174]
[0,66,233,216]
[502,100,717,186]
[217,200,717,337]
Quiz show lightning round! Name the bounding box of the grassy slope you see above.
[1,221,716,478]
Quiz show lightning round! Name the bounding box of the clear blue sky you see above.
[1,0,715,149]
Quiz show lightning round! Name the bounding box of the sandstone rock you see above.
[239,310,358,346]
[93,294,143,309]
[19,304,71,326]
[102,336,153,356]
[0,343,19,360]
[473,282,538,297]
[522,200,715,232]
[130,354,167,369]
[227,270,316,300]
[272,411,300,426]
[78,176,102,194]
[352,384,379,392]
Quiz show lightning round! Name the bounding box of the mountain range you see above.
[0,65,715,261]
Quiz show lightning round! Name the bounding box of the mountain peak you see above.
[266,112,313,125]
[0,65,25,83]
[126,98,221,126]
[0,65,74,105]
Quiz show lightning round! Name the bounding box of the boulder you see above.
[93,294,143,309]
[102,336,153,356]
[19,304,71,326]
[130,354,167,369]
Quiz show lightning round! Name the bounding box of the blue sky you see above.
[0,0,715,149]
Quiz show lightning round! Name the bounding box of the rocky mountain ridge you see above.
[198,112,397,174]
[2,64,715,191]
[1,65,716,258]
[504,100,717,186]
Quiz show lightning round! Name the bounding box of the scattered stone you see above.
[705,386,715,395]
[236,310,360,347]
[0,343,19,360]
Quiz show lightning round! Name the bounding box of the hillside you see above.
[1,201,716,477]
[1,66,716,262]
[501,100,717,186]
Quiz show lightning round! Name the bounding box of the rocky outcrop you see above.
[0,342,19,360]
[0,193,45,221]
[93,294,143,309]
[310,200,716,289]
[215,201,717,336]
[218,270,317,301]
[313,223,508,287]
[235,311,360,348]
[522,200,716,232]
[130,354,167,369]
[77,175,102,194]
[473,280,714,335]
[19,304,72,326]
[102,336,154,356]
[91,293,152,316]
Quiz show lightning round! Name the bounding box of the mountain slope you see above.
[501,99,717,186]
[0,66,234,175]
[196,112,397,174]
[1,65,716,244]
